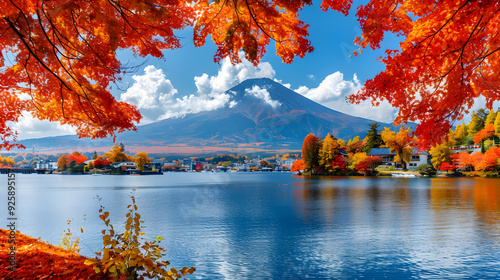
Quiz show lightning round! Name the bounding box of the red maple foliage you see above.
[439,162,456,172]
[67,152,88,165]
[0,229,109,279]
[350,0,500,148]
[93,156,112,169]
[355,156,382,174]
[332,155,346,170]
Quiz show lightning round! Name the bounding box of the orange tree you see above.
[2,0,499,149]
[291,159,305,173]
[301,133,321,173]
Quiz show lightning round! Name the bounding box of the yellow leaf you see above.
[108,265,117,273]
[103,235,111,246]
[103,248,110,261]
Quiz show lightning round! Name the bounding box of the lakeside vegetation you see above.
[292,109,500,177]
[2,195,195,279]
[4,109,500,178]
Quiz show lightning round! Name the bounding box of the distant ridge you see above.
[17,78,411,154]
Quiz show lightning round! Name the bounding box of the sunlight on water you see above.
[2,173,500,279]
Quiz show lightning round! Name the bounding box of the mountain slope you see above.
[18,78,406,153]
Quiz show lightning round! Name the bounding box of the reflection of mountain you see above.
[18,78,410,153]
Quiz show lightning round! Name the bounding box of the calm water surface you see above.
[2,173,500,279]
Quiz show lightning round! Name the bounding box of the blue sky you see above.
[115,2,396,95]
[11,2,488,140]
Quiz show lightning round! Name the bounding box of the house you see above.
[35,161,57,171]
[233,163,250,171]
[368,148,429,170]
[282,159,296,169]
[113,161,136,169]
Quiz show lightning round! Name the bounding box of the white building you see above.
[282,159,296,169]
[36,161,58,170]
[368,148,429,170]
[113,161,136,169]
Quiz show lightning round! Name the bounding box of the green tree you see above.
[476,109,488,129]
[362,123,382,154]
[319,133,340,174]
[416,164,437,176]
[93,151,98,160]
[467,111,482,139]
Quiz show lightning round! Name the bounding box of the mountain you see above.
[17,78,407,154]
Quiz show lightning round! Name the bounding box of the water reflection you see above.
[291,177,500,278]
[5,174,500,279]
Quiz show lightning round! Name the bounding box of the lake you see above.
[2,173,500,279]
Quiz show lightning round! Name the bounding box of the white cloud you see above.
[295,72,397,123]
[274,78,291,89]
[120,65,179,124]
[245,86,281,109]
[10,113,77,140]
[194,53,275,97]
[229,100,238,108]
[307,74,315,80]
[121,54,277,121]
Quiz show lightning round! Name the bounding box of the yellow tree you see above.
[467,112,482,139]
[495,112,500,134]
[485,110,497,126]
[337,139,346,149]
[318,133,339,174]
[134,152,150,172]
[349,152,367,170]
[0,156,15,166]
[105,143,133,163]
[454,123,467,144]
[380,127,414,170]
[429,143,452,169]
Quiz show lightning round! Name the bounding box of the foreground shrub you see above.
[416,164,437,176]
[85,195,195,279]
